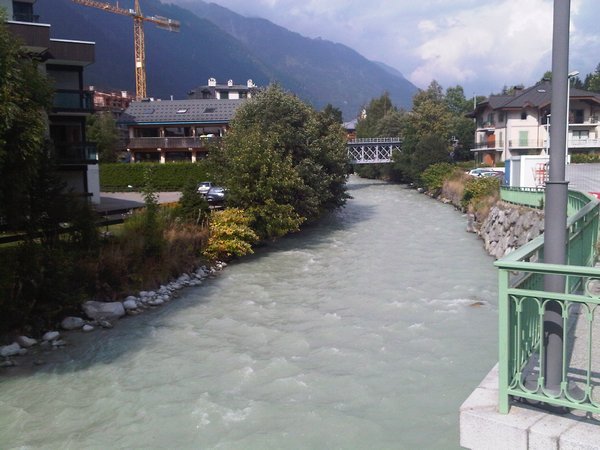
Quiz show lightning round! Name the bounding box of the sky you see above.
[171,0,599,97]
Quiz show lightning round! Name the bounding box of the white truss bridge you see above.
[347,138,402,164]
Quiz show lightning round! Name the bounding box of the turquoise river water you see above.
[0,177,499,449]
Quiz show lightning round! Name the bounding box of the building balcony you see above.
[12,13,40,23]
[48,39,95,66]
[470,142,503,152]
[476,121,496,131]
[508,139,546,150]
[52,90,94,114]
[6,20,50,53]
[568,138,600,148]
[55,142,98,165]
[126,136,220,150]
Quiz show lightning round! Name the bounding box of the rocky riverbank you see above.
[472,202,544,259]
[0,262,226,371]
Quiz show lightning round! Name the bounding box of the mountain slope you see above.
[35,0,417,118]
[177,1,418,116]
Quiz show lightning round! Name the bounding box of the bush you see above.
[203,208,259,261]
[461,176,500,210]
[571,153,600,164]
[420,163,457,192]
[100,162,211,191]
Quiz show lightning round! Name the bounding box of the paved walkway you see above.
[96,192,181,214]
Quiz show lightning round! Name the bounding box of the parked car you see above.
[467,167,504,177]
[197,181,213,195]
[205,186,226,206]
[481,170,505,180]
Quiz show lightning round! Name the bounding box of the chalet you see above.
[118,99,245,162]
[468,80,600,165]
[188,78,258,100]
[3,0,100,203]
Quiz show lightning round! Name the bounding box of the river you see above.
[0,177,499,449]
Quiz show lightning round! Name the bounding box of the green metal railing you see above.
[496,187,600,414]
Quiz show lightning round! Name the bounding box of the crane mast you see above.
[72,0,180,99]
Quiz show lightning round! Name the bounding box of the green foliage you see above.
[177,179,209,224]
[209,84,348,240]
[0,242,91,332]
[461,176,500,209]
[100,162,210,191]
[87,112,120,163]
[203,208,259,261]
[420,163,457,192]
[571,153,600,163]
[356,92,398,138]
[321,104,343,123]
[399,134,451,183]
[0,16,54,229]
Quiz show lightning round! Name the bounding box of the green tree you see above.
[584,63,600,92]
[87,112,120,162]
[0,16,54,228]
[321,103,343,124]
[209,84,348,240]
[356,92,396,138]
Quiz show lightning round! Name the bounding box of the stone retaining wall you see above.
[472,202,545,259]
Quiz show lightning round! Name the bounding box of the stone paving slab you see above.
[460,364,600,450]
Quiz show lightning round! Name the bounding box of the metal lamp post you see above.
[543,0,570,396]
[566,70,579,164]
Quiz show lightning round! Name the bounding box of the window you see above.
[219,91,229,99]
[498,112,505,123]
[176,108,188,114]
[519,130,529,146]
[203,107,216,113]
[572,130,589,141]
[521,111,527,120]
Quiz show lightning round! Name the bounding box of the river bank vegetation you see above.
[0,77,348,337]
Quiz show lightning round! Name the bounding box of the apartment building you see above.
[188,78,258,100]
[3,0,100,202]
[469,80,600,165]
[118,99,245,162]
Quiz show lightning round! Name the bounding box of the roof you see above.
[118,99,246,125]
[472,81,600,115]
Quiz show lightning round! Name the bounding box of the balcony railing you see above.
[496,187,600,414]
[477,121,496,129]
[508,139,547,149]
[55,143,98,164]
[568,139,600,148]
[12,13,40,23]
[53,90,94,113]
[126,136,220,149]
[472,141,503,150]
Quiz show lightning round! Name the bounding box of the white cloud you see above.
[409,0,553,93]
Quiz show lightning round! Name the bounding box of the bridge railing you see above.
[348,137,402,144]
[495,188,600,414]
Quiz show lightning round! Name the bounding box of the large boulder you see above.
[61,316,85,330]
[82,301,125,321]
[0,342,21,357]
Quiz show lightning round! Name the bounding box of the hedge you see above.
[100,162,211,191]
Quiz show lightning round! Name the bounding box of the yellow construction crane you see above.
[72,0,180,99]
